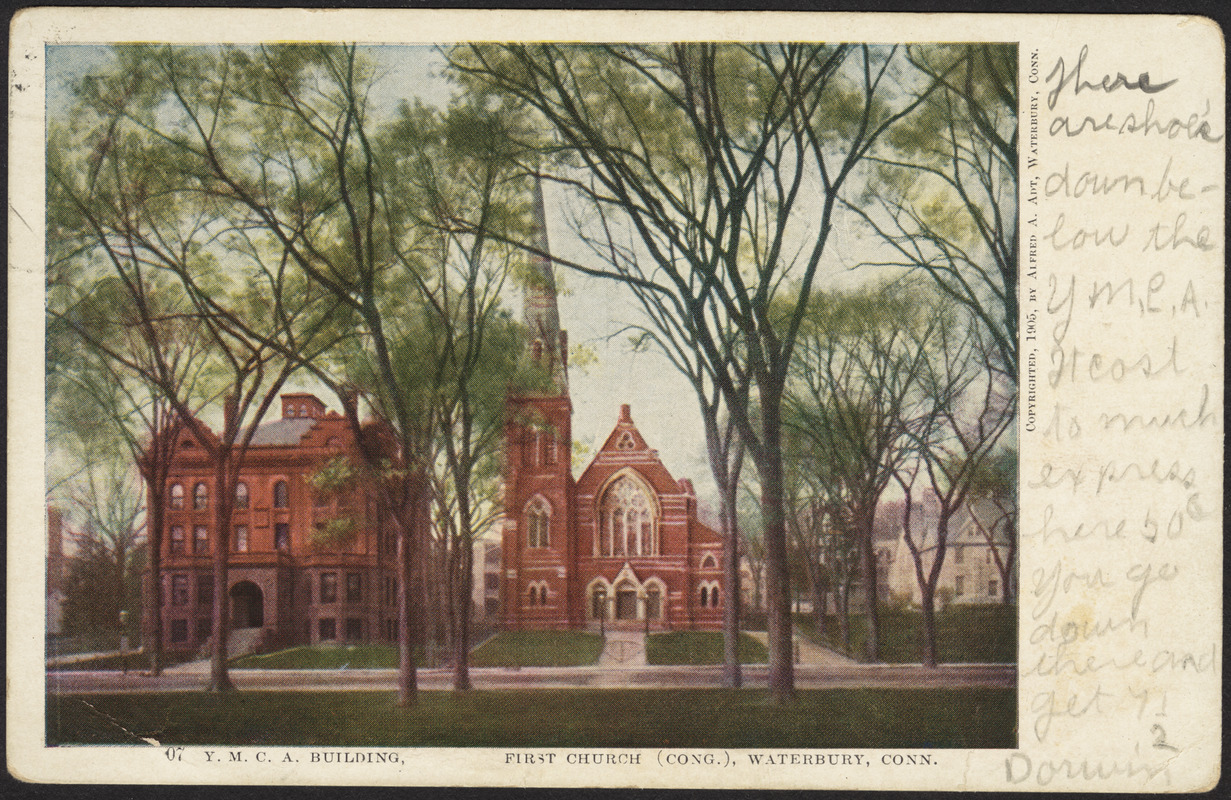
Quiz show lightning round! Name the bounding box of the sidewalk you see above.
[48,662,1014,694]
[597,629,646,666]
[743,631,859,667]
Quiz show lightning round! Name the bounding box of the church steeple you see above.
[524,174,568,392]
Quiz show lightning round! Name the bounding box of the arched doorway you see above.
[614,582,638,621]
[230,581,264,629]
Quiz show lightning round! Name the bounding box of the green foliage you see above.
[645,632,768,665]
[310,516,358,548]
[469,631,604,667]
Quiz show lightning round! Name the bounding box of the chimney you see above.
[619,404,632,424]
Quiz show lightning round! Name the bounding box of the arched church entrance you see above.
[615,582,638,620]
[229,581,264,629]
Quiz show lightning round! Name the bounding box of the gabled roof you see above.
[596,404,650,453]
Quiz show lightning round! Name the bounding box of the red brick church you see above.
[499,181,725,631]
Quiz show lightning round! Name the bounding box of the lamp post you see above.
[118,609,130,675]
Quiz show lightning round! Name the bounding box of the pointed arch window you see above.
[597,474,658,557]
[525,497,550,549]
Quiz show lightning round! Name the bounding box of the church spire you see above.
[524,174,568,391]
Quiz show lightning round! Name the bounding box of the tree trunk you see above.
[758,397,795,703]
[919,582,938,668]
[720,473,742,688]
[207,457,235,692]
[453,530,474,691]
[858,506,880,662]
[144,486,165,676]
[395,505,417,706]
[838,582,851,652]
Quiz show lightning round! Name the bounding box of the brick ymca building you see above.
[498,180,725,632]
[149,393,400,656]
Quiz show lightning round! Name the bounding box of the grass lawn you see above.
[470,631,603,667]
[645,632,767,665]
[231,645,401,670]
[795,605,1017,664]
[46,688,1015,748]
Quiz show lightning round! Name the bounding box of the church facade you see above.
[498,181,725,632]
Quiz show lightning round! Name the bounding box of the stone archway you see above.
[229,580,264,629]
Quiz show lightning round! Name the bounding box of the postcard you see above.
[8,9,1223,791]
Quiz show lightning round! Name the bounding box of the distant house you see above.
[881,495,1016,607]
[146,393,415,656]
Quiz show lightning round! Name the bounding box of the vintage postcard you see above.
[8,9,1223,791]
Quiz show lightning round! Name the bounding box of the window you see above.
[701,554,718,570]
[954,546,964,564]
[955,575,965,596]
[988,580,999,597]
[320,572,338,604]
[197,577,213,605]
[235,482,249,509]
[170,619,188,643]
[346,618,363,641]
[234,525,249,553]
[485,573,500,591]
[545,434,558,465]
[597,474,658,557]
[170,525,186,554]
[525,497,550,549]
[300,403,308,417]
[539,585,548,605]
[710,586,720,608]
[645,587,661,620]
[699,586,709,608]
[170,484,185,510]
[193,482,208,511]
[195,617,212,644]
[346,573,362,603]
[527,585,538,606]
[275,523,290,552]
[273,480,289,509]
[318,618,336,641]
[193,525,209,554]
[171,574,190,606]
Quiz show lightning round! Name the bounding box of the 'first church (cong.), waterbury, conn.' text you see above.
[148,180,724,657]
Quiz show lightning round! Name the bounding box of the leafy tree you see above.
[964,446,1017,605]
[448,43,936,701]
[850,44,1018,380]
[786,282,940,661]
[894,313,1015,667]
[49,45,345,690]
